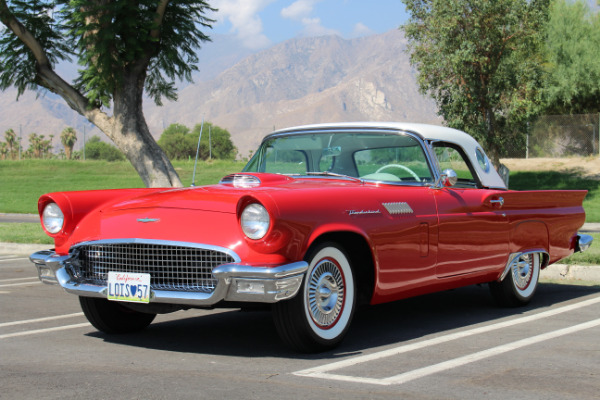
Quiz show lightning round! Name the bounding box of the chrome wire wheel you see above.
[307,258,345,328]
[512,254,533,291]
[272,242,356,352]
[302,245,355,341]
[510,253,540,299]
[489,252,541,307]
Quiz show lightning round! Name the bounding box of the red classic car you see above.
[31,122,592,352]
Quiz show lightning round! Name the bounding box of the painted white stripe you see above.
[0,281,41,288]
[0,257,28,262]
[0,323,90,339]
[0,313,84,328]
[387,318,600,385]
[0,277,38,283]
[295,295,600,383]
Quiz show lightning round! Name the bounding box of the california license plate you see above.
[107,272,151,303]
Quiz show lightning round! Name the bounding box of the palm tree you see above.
[60,127,77,160]
[4,128,17,159]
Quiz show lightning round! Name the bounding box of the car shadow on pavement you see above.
[86,282,600,359]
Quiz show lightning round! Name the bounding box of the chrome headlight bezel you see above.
[241,203,270,240]
[42,202,64,234]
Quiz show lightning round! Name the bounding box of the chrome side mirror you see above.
[441,169,458,187]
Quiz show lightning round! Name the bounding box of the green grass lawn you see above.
[0,159,242,214]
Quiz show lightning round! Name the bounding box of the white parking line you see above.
[0,323,90,339]
[0,257,29,262]
[0,277,38,283]
[294,294,600,385]
[0,280,41,288]
[0,313,84,328]
[0,276,38,283]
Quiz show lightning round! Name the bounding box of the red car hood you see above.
[104,186,243,214]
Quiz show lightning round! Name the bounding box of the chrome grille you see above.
[70,242,235,293]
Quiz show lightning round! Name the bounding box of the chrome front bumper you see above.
[30,250,308,306]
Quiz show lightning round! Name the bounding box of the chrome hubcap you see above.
[512,254,533,290]
[307,259,345,328]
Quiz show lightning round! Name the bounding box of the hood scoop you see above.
[219,174,262,188]
[219,173,294,188]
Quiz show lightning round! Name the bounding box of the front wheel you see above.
[79,297,156,334]
[272,243,356,352]
[489,252,541,307]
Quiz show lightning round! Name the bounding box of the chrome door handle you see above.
[490,197,504,207]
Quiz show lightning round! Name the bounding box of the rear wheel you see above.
[79,297,156,334]
[272,243,356,352]
[489,252,540,307]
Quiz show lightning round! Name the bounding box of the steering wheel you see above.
[375,164,421,182]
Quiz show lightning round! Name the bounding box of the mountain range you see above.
[0,29,440,159]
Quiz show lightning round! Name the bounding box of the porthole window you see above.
[476,148,490,173]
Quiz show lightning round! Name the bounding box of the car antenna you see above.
[191,118,205,187]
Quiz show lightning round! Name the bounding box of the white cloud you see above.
[212,0,276,49]
[281,0,320,20]
[300,17,339,37]
[350,22,374,38]
[281,0,340,38]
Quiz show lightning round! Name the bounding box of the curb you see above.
[1,242,598,283]
[541,264,600,283]
[0,242,50,256]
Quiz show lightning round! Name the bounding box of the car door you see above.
[431,143,509,278]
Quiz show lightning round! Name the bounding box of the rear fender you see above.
[510,221,550,267]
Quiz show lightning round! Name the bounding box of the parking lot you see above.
[2,254,599,399]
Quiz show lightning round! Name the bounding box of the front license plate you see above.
[107,272,151,303]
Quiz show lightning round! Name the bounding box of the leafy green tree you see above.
[541,0,600,114]
[402,0,550,165]
[157,123,197,159]
[192,122,237,160]
[158,122,236,160]
[60,127,77,160]
[0,0,215,187]
[84,136,126,161]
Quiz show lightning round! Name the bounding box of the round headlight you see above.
[241,203,270,240]
[42,202,64,234]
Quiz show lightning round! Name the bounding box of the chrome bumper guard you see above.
[30,250,308,306]
[576,233,593,253]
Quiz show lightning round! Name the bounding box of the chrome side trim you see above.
[576,233,593,253]
[30,248,307,306]
[498,249,549,282]
[382,202,414,215]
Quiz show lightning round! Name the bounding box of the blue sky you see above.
[210,0,409,49]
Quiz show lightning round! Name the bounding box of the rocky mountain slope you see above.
[0,29,440,158]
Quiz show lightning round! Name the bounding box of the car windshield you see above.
[243,130,434,184]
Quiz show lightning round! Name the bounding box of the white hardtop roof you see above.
[270,122,507,190]
[273,122,472,143]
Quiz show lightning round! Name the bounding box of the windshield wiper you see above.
[286,171,363,182]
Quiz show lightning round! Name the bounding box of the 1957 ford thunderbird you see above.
[30,122,592,352]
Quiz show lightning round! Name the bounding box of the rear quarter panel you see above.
[496,190,587,264]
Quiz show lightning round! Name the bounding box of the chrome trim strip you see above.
[576,233,593,253]
[382,202,414,215]
[70,238,242,263]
